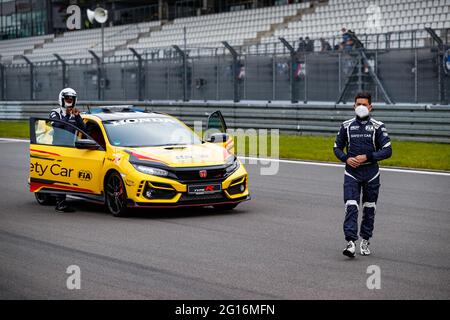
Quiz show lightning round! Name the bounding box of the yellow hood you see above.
[125,143,232,167]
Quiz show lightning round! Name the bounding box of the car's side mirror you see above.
[75,139,100,150]
[207,133,229,143]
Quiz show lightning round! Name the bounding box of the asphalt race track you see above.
[0,140,449,299]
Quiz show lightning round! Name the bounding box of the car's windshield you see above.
[103,117,202,147]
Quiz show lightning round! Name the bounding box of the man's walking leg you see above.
[360,175,380,240]
[343,175,360,258]
[360,175,380,255]
[55,194,74,213]
[343,175,360,241]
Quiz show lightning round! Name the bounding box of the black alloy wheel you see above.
[105,172,128,217]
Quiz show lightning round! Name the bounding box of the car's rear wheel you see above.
[35,192,56,205]
[213,203,238,211]
[105,172,128,217]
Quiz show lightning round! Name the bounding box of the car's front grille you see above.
[171,167,228,183]
[179,191,227,203]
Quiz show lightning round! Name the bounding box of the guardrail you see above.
[1,100,449,143]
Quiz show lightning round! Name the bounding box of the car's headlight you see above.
[133,164,169,177]
[225,156,240,174]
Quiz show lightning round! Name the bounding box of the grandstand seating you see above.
[26,21,161,62]
[0,35,53,63]
[116,2,309,54]
[262,0,450,50]
[0,0,448,64]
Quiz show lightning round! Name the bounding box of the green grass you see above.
[1,120,449,171]
[235,134,450,171]
[0,120,29,138]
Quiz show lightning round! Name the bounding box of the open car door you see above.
[205,110,234,154]
[29,117,105,197]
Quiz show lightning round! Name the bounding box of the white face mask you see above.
[355,104,370,118]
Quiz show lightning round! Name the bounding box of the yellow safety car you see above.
[29,108,250,216]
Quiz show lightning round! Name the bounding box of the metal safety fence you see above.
[1,44,449,105]
[1,100,449,143]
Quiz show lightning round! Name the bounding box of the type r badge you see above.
[199,170,207,178]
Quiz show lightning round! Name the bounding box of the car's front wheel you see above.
[35,192,56,205]
[105,172,128,217]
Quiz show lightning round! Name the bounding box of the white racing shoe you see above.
[343,241,356,258]
[360,239,371,256]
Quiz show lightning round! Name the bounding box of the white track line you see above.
[240,156,450,177]
[1,139,448,177]
[0,138,28,142]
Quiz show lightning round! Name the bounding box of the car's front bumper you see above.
[123,164,250,208]
[128,195,250,208]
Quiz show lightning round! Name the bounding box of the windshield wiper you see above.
[154,143,190,147]
[123,143,196,147]
[122,143,187,148]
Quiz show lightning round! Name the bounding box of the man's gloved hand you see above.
[72,108,81,116]
[66,107,80,116]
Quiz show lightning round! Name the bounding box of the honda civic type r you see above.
[29,108,250,216]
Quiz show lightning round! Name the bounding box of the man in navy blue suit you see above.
[334,92,392,258]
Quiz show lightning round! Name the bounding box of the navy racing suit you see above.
[334,116,392,241]
[49,107,86,146]
[49,107,86,205]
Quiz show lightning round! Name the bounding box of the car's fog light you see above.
[240,184,245,192]
[145,189,155,198]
